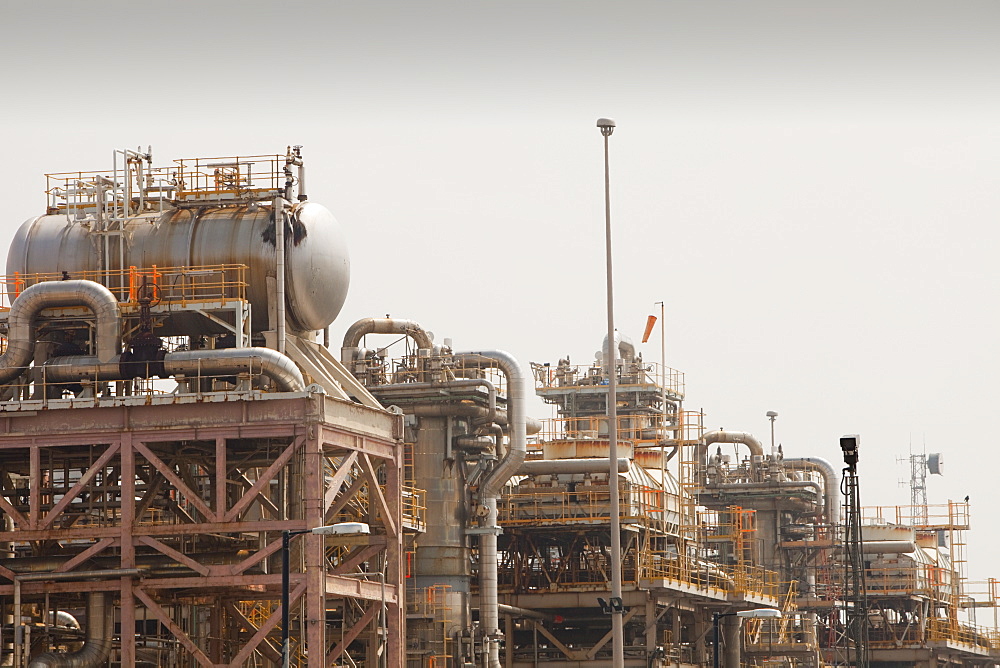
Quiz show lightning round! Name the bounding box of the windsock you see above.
[642,314,657,343]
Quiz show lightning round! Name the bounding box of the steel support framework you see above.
[0,393,404,667]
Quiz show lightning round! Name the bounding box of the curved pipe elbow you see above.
[341,317,434,362]
[29,592,112,668]
[0,280,121,385]
[455,350,527,500]
[699,429,765,463]
[784,457,841,525]
[164,348,305,392]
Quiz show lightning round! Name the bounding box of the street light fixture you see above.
[766,411,778,451]
[712,608,782,668]
[282,522,371,668]
[597,116,624,668]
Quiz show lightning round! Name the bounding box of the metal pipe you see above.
[497,604,553,622]
[860,541,916,554]
[518,458,630,475]
[341,317,434,362]
[708,480,823,509]
[0,281,121,386]
[15,570,140,668]
[46,611,79,630]
[697,430,765,466]
[783,457,841,525]
[164,348,304,392]
[371,379,496,424]
[45,348,305,393]
[297,162,307,202]
[454,351,526,668]
[28,593,112,668]
[408,403,507,424]
[274,197,286,353]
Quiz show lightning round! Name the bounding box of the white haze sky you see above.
[1,2,999,580]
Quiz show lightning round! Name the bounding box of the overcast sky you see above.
[2,1,999,581]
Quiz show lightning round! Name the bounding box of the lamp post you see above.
[712,608,782,668]
[281,522,371,668]
[597,116,624,668]
[766,411,778,451]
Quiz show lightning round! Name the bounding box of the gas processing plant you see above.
[0,147,995,668]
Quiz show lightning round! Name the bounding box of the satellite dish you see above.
[927,452,944,475]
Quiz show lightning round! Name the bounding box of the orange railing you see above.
[2,264,247,309]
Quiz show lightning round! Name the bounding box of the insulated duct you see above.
[783,457,841,525]
[341,317,434,364]
[29,592,112,668]
[600,331,635,374]
[164,348,304,392]
[0,280,121,385]
[454,350,526,668]
[44,348,305,393]
[518,458,630,475]
[697,429,765,466]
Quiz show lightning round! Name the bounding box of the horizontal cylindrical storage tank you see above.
[6,202,349,334]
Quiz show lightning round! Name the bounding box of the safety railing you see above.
[963,578,1000,610]
[45,166,180,216]
[926,617,996,651]
[814,562,954,603]
[535,413,678,448]
[499,483,673,528]
[1,264,248,310]
[403,485,427,533]
[638,551,781,601]
[0,358,296,407]
[863,501,970,530]
[744,593,817,652]
[44,151,291,215]
[172,154,286,201]
[532,360,685,398]
[352,354,511,397]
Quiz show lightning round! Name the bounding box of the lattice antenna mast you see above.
[910,453,928,524]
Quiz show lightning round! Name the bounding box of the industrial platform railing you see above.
[499,483,674,529]
[2,264,249,310]
[638,550,781,601]
[532,360,685,399]
[45,154,290,213]
[534,413,681,450]
[0,361,296,407]
[172,154,288,201]
[863,501,971,530]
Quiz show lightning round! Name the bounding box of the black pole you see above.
[713,612,721,668]
[282,530,291,668]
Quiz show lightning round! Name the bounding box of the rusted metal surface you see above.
[0,393,404,667]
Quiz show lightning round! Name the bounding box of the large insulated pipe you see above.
[164,348,304,392]
[0,280,121,385]
[372,379,496,424]
[44,347,305,393]
[784,457,841,525]
[341,317,434,364]
[455,351,526,668]
[860,541,916,555]
[600,331,635,374]
[29,592,112,668]
[697,430,765,467]
[518,458,630,476]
